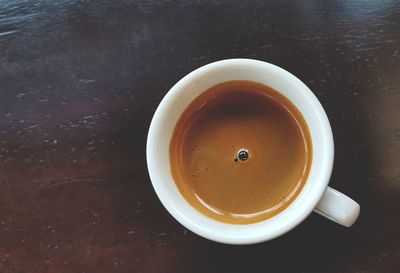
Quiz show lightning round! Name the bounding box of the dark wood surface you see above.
[1,1,400,272]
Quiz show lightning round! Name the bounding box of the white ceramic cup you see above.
[146,59,360,244]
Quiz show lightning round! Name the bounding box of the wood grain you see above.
[1,0,399,272]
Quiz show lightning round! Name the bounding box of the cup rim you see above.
[146,59,334,244]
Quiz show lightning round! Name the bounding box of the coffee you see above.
[170,80,312,224]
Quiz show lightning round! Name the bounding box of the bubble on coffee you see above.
[238,149,249,161]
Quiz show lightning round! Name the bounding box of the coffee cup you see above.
[146,59,360,244]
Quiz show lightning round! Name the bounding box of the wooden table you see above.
[1,1,399,272]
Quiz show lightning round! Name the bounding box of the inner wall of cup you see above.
[149,61,332,242]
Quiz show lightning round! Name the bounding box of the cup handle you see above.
[314,187,360,227]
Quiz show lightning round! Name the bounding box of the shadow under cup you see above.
[147,59,334,244]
